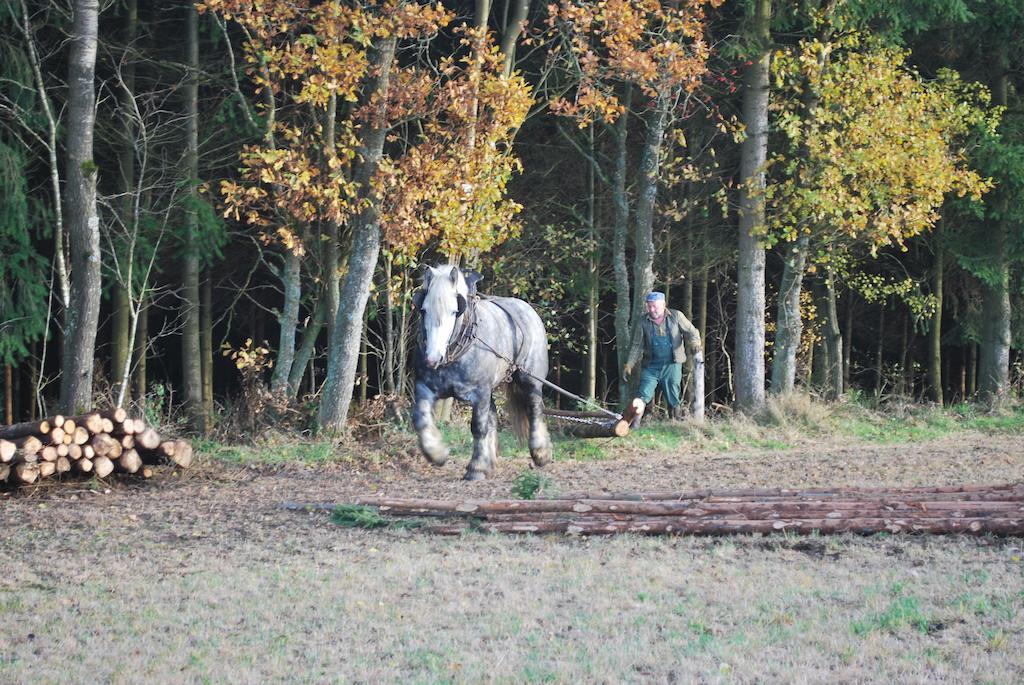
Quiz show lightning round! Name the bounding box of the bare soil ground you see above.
[2,426,1023,684]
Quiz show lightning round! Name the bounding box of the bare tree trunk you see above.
[960,346,967,401]
[611,87,632,399]
[59,0,102,414]
[324,93,341,343]
[318,35,397,432]
[681,236,693,320]
[17,0,70,312]
[359,313,369,406]
[734,0,772,414]
[181,3,205,432]
[980,43,1011,405]
[270,246,302,395]
[928,246,944,404]
[979,239,1010,404]
[584,124,598,401]
[201,273,214,417]
[824,266,843,399]
[499,0,530,76]
[843,291,853,392]
[875,304,885,396]
[770,234,808,394]
[383,255,396,394]
[810,278,828,389]
[629,92,671,333]
[4,364,12,424]
[134,296,148,402]
[287,294,327,399]
[110,0,137,405]
[897,312,909,397]
[396,265,412,399]
[968,343,977,398]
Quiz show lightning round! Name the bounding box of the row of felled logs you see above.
[333,482,1024,536]
[0,408,193,485]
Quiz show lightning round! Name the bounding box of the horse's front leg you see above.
[464,391,496,481]
[524,379,552,467]
[413,381,448,466]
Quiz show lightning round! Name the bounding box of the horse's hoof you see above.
[530,445,552,467]
[419,436,449,465]
[463,469,487,481]
[423,451,449,466]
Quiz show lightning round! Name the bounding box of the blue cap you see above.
[645,291,665,302]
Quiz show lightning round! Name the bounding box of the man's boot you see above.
[670,404,685,422]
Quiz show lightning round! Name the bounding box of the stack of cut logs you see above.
[326,483,1024,536]
[0,408,192,485]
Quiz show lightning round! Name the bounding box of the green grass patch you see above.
[832,402,1024,445]
[851,585,933,636]
[511,471,555,499]
[551,434,613,461]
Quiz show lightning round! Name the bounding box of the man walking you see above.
[623,292,703,421]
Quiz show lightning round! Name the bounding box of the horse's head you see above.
[413,265,477,369]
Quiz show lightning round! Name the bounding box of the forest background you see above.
[1,0,1023,437]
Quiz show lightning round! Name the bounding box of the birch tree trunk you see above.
[270,246,302,395]
[59,0,101,414]
[17,0,70,312]
[734,0,772,413]
[770,234,808,394]
[181,3,205,432]
[318,35,397,432]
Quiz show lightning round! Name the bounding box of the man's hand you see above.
[622,364,632,382]
[692,351,704,365]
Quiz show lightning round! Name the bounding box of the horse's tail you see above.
[505,382,530,444]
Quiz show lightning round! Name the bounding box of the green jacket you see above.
[626,308,702,369]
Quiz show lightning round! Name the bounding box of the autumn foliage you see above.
[201,0,531,262]
[545,0,721,125]
[767,36,994,255]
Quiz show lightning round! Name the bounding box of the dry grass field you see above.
[2,400,1023,683]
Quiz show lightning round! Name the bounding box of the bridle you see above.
[418,292,480,367]
[442,294,479,364]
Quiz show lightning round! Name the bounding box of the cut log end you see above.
[118,449,142,474]
[13,463,39,484]
[136,427,162,451]
[155,440,194,468]
[92,456,115,479]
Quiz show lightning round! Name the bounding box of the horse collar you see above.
[443,294,480,365]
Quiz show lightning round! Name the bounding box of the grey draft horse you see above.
[411,265,553,480]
